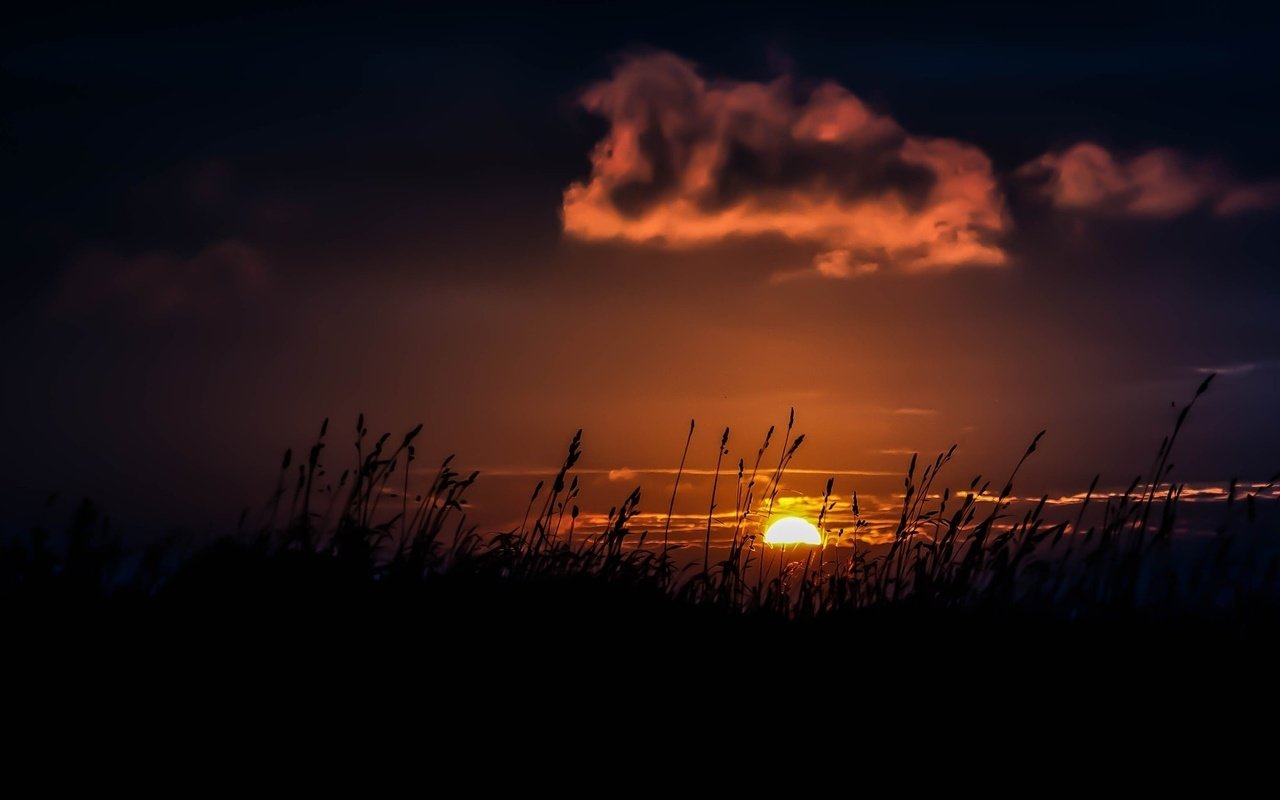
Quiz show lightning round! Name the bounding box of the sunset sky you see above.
[4,3,1279,540]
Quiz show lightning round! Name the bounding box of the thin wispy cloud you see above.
[436,466,899,479]
[770,249,881,283]
[53,240,270,323]
[1195,363,1258,377]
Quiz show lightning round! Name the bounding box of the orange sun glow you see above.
[763,516,823,546]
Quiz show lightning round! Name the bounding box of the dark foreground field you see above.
[5,378,1280,736]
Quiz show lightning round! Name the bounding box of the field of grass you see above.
[5,373,1278,635]
[6,372,1280,744]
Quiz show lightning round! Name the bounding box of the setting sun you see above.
[763,516,823,546]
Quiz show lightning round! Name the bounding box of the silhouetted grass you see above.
[3,374,1279,642]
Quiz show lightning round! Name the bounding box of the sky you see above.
[3,2,1279,541]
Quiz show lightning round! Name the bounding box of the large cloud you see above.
[1020,142,1280,219]
[562,53,1009,275]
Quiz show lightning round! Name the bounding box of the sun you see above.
[763,516,823,546]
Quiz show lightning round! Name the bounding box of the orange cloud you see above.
[1020,142,1280,218]
[562,53,1009,274]
[890,407,937,416]
[812,250,879,279]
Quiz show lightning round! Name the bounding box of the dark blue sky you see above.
[3,2,1279,533]
[7,3,1279,299]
